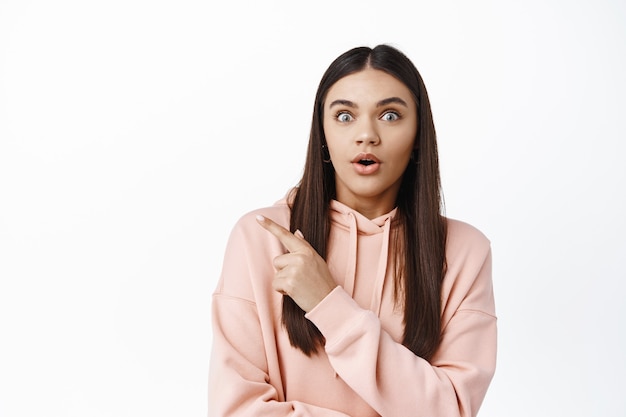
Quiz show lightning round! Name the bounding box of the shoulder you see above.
[215,199,292,297]
[445,217,491,260]
[225,198,292,253]
[232,199,292,235]
[441,218,495,317]
[442,218,492,299]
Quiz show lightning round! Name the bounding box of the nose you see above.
[355,119,380,146]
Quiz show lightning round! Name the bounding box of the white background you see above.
[1,0,625,416]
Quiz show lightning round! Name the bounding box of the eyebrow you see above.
[376,97,408,108]
[328,97,409,109]
[329,99,357,108]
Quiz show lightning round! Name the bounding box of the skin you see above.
[256,215,336,313]
[323,68,418,220]
[257,68,419,313]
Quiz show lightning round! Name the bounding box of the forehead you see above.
[325,68,413,105]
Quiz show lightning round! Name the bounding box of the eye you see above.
[336,111,354,123]
[381,111,400,122]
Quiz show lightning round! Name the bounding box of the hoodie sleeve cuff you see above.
[305,287,369,348]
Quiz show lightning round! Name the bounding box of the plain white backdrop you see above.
[1,0,625,416]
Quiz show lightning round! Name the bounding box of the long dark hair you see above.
[286,44,447,360]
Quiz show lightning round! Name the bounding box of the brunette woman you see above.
[209,44,496,417]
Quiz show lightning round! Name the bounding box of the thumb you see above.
[294,229,305,239]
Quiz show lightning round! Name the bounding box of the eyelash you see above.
[381,110,401,121]
[335,110,402,122]
[335,111,353,122]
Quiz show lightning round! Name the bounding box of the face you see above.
[323,68,418,219]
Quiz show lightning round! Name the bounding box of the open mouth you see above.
[351,153,380,172]
[359,159,376,166]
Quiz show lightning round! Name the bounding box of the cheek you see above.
[322,120,333,144]
[323,126,342,156]
[388,144,416,174]
[392,149,413,171]
[391,131,417,159]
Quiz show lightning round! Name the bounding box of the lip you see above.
[351,152,381,175]
[351,153,380,164]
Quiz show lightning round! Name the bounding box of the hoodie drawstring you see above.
[342,211,392,317]
[369,217,391,315]
[343,212,358,297]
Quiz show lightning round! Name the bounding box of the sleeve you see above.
[208,216,354,417]
[304,247,497,417]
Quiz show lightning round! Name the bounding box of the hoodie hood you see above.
[328,200,397,315]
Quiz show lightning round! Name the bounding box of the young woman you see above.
[209,44,496,417]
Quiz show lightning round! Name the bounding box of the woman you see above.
[209,44,496,417]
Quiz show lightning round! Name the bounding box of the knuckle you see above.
[292,254,306,265]
[272,257,281,269]
[283,276,297,293]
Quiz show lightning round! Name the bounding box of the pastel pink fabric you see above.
[209,197,496,417]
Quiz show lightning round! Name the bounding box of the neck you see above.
[335,195,396,220]
[334,179,401,220]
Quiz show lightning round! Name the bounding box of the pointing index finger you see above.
[256,215,308,253]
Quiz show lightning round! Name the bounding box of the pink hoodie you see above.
[209,197,496,417]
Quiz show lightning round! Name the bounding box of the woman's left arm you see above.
[257,216,496,417]
[305,248,496,417]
